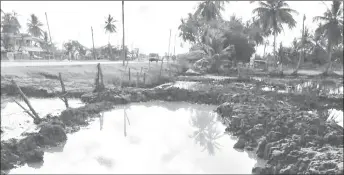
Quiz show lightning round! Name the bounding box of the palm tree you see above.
[27,14,44,38]
[104,14,117,60]
[252,0,298,70]
[194,1,229,21]
[201,28,233,74]
[313,0,343,75]
[1,11,21,34]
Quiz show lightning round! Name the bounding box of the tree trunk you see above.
[122,0,125,66]
[292,15,305,75]
[323,42,332,75]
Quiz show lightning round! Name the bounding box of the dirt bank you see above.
[1,101,114,173]
[1,74,343,174]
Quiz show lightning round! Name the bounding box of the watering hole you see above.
[8,101,266,174]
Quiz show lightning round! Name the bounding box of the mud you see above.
[1,74,343,174]
[1,101,114,172]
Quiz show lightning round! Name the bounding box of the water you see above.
[9,101,265,174]
[327,109,344,127]
[1,98,84,141]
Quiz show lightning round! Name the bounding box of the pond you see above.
[9,101,265,174]
[1,98,84,141]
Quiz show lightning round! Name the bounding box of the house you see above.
[1,33,48,60]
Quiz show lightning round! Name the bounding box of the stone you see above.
[38,124,67,146]
[234,135,247,149]
[279,165,297,174]
[256,137,267,158]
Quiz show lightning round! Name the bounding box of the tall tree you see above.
[252,0,298,69]
[27,14,44,38]
[313,0,343,75]
[1,11,21,34]
[194,1,229,21]
[104,14,117,60]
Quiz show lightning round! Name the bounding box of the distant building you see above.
[1,33,48,60]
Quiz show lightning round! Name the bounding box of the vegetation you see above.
[104,14,117,60]
[313,0,343,75]
[27,14,44,38]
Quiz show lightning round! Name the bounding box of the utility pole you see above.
[167,29,171,61]
[45,12,54,60]
[173,33,176,56]
[91,26,96,60]
[45,12,52,44]
[122,0,126,66]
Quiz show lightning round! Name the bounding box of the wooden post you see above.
[91,27,96,60]
[143,72,146,87]
[13,99,36,120]
[94,63,105,92]
[140,67,143,75]
[128,68,131,81]
[136,72,139,87]
[11,80,40,122]
[59,73,69,108]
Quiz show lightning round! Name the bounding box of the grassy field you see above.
[1,62,179,95]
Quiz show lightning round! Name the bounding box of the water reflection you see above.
[9,101,263,174]
[260,79,343,96]
[189,109,224,155]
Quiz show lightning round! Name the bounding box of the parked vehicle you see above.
[148,53,160,62]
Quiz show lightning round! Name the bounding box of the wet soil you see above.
[1,74,343,174]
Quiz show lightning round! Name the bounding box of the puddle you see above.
[259,79,343,97]
[1,98,84,141]
[9,101,265,174]
[327,109,343,127]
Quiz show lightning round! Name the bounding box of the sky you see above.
[0,1,334,56]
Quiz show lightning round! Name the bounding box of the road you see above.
[1,60,149,67]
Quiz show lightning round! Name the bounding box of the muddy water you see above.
[1,98,84,141]
[9,101,265,174]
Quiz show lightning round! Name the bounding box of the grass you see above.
[1,62,179,95]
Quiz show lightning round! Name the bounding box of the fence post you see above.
[136,72,139,88]
[143,72,146,87]
[128,68,131,81]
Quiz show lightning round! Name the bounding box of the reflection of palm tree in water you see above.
[100,112,104,131]
[189,109,224,155]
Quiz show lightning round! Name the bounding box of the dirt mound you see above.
[1,118,67,171]
[216,97,344,174]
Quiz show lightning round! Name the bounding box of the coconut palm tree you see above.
[252,0,298,69]
[104,14,117,60]
[194,1,229,21]
[313,0,343,75]
[27,14,44,38]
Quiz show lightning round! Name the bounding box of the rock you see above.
[270,150,284,162]
[279,164,297,174]
[216,102,233,117]
[324,131,343,146]
[234,135,247,149]
[231,115,243,128]
[252,166,264,174]
[256,137,267,158]
[267,131,284,142]
[23,149,44,163]
[38,124,67,146]
[246,124,265,138]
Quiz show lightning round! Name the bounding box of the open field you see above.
[1,61,178,96]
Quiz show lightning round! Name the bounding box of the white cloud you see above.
[1,1,332,56]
